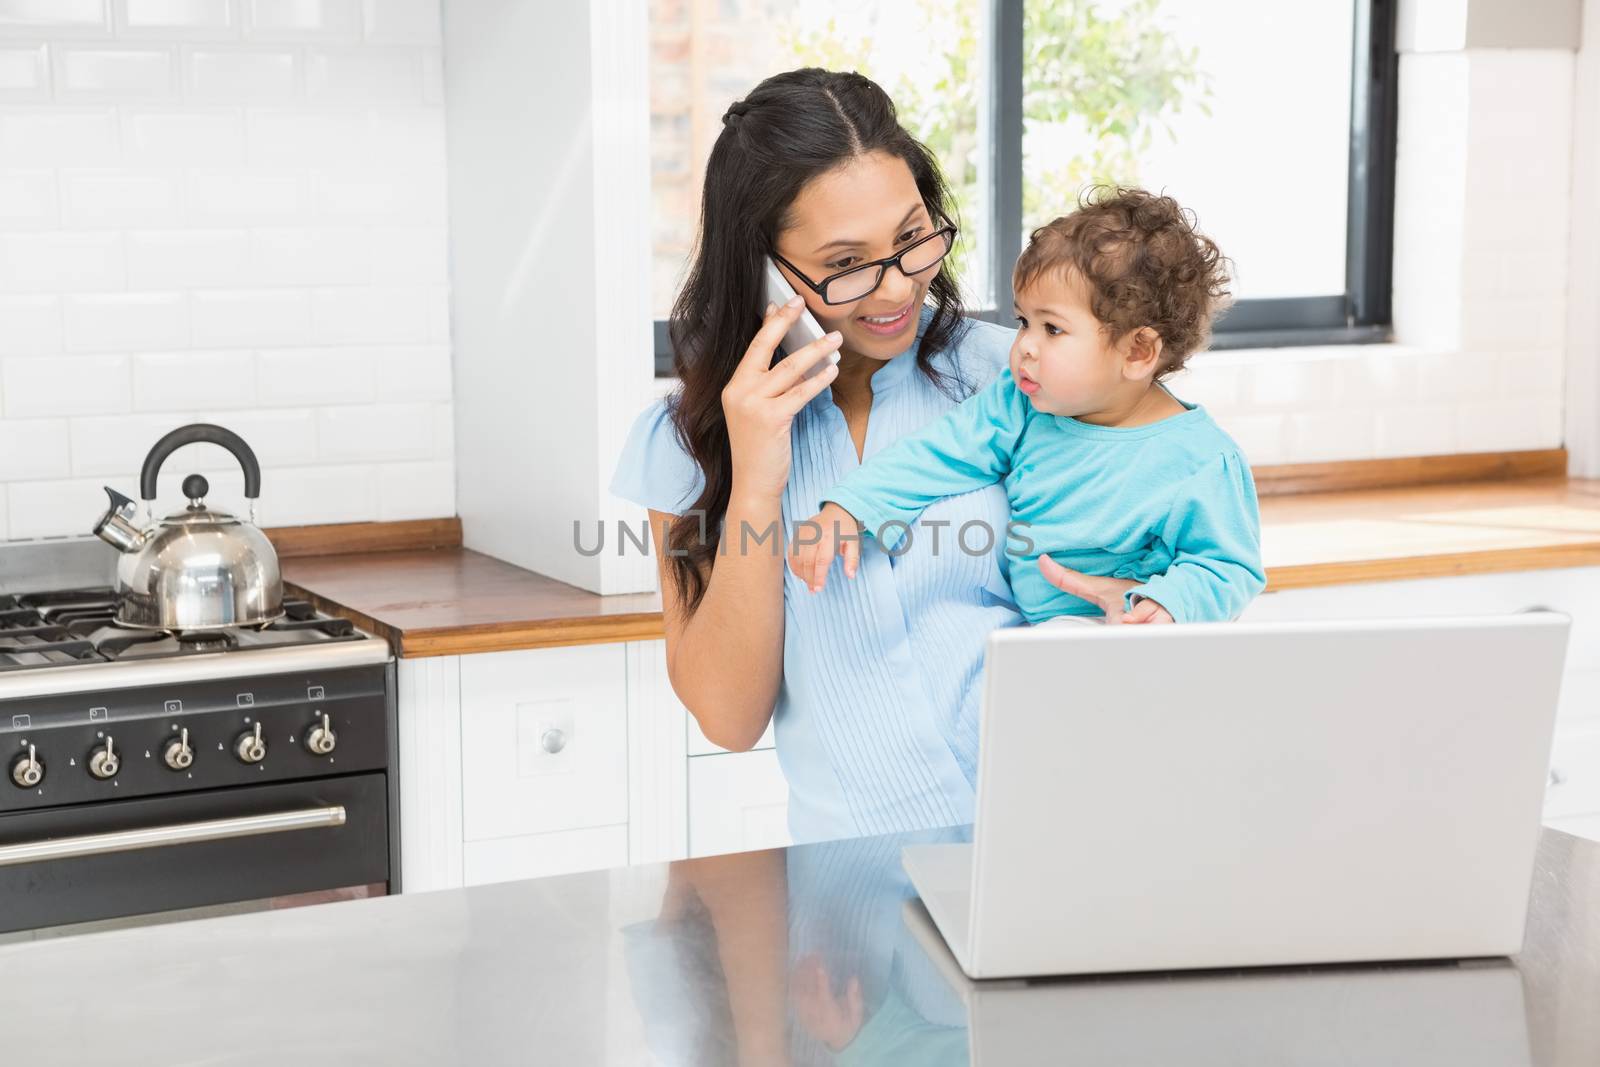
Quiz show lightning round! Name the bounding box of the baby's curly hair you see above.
[1013,186,1232,377]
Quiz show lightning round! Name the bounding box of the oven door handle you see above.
[0,806,347,867]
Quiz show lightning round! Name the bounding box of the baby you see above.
[788,187,1265,625]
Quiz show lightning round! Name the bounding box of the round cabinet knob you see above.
[305,713,337,756]
[235,723,267,765]
[163,728,194,771]
[541,728,567,755]
[10,745,43,789]
[88,736,120,780]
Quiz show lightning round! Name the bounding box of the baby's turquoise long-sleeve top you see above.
[822,368,1266,624]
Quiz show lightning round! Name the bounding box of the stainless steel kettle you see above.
[92,423,284,631]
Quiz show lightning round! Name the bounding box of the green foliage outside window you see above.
[781,0,1209,298]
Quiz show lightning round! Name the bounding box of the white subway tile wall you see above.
[118,1,237,39]
[0,107,120,164]
[0,169,56,225]
[0,2,112,37]
[53,45,177,99]
[0,44,50,101]
[0,15,1573,536]
[0,293,62,352]
[0,0,453,540]
[0,417,69,479]
[1177,342,1565,466]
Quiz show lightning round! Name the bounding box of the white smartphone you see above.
[763,258,839,380]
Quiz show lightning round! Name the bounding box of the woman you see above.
[611,69,1131,843]
[626,830,972,1064]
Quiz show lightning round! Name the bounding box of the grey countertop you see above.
[0,826,1597,1065]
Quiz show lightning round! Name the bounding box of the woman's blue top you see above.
[610,314,1024,843]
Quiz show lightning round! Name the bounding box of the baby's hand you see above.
[787,502,863,593]
[1123,598,1174,624]
[1038,556,1175,624]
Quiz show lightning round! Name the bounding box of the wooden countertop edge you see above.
[286,581,669,657]
[1264,541,1600,591]
[294,539,1600,658]
[1251,448,1567,497]
[395,614,672,657]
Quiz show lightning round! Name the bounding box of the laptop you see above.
[902,612,1570,980]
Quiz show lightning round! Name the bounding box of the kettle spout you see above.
[93,486,145,553]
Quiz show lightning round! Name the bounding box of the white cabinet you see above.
[459,645,629,842]
[655,645,790,857]
[454,645,631,887]
[399,638,692,892]
[670,651,789,854]
[688,749,792,858]
[399,644,639,891]
[395,564,1600,894]
[625,639,689,865]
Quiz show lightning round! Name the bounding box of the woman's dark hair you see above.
[665,68,969,614]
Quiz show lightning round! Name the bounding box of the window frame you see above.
[654,0,1398,374]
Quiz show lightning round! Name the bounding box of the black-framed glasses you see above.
[773,225,957,306]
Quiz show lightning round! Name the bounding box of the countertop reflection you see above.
[0,826,1596,1065]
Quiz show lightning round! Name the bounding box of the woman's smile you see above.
[855,299,915,337]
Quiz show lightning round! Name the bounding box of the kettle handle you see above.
[140,424,262,502]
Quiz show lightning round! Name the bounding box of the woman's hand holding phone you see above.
[764,259,838,380]
[722,298,843,504]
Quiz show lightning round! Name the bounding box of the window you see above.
[648,0,992,318]
[649,0,1397,373]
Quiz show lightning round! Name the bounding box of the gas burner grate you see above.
[0,605,46,630]
[92,629,188,658]
[0,588,368,671]
[0,631,106,672]
[273,616,356,637]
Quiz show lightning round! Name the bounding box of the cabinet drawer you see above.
[688,750,791,858]
[463,824,628,887]
[460,646,628,842]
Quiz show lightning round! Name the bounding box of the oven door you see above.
[0,773,388,936]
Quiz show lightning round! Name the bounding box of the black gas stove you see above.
[0,557,398,938]
[0,588,363,671]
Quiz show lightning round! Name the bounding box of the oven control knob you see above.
[88,736,120,780]
[235,723,267,765]
[10,745,43,789]
[305,713,337,756]
[163,728,194,771]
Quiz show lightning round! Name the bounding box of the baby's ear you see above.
[1123,327,1164,381]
